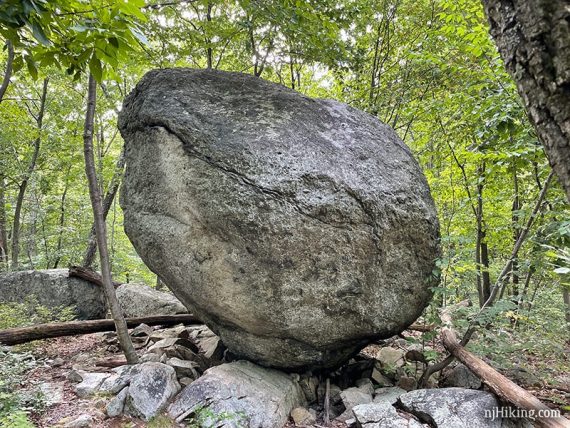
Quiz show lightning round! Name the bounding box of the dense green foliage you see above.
[0,0,568,392]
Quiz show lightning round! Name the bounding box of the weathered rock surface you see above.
[124,362,180,421]
[0,269,106,319]
[352,402,424,428]
[119,68,440,369]
[116,282,187,317]
[168,360,305,427]
[440,364,482,389]
[398,388,502,428]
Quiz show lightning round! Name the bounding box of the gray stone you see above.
[291,407,317,426]
[166,357,200,379]
[116,282,187,317]
[0,269,106,319]
[398,388,502,428]
[139,353,161,363]
[75,372,110,398]
[119,68,440,370]
[99,365,139,394]
[124,362,180,421]
[338,387,373,422]
[396,376,416,392]
[373,387,406,405]
[168,360,305,427]
[371,367,394,387]
[106,386,129,417]
[376,347,405,368]
[299,375,319,403]
[352,402,423,428]
[441,364,482,389]
[63,414,93,428]
[356,378,375,396]
[38,382,65,406]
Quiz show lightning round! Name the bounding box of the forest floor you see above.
[10,331,570,427]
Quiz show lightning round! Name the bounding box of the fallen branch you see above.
[69,265,122,288]
[0,314,202,346]
[407,323,435,332]
[442,328,570,428]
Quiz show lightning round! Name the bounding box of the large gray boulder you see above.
[0,269,106,319]
[116,282,187,317]
[168,360,305,427]
[398,388,501,428]
[119,68,440,369]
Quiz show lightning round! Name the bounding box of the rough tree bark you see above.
[0,314,202,346]
[0,40,14,104]
[81,146,125,268]
[11,77,49,269]
[481,0,570,202]
[83,73,138,364]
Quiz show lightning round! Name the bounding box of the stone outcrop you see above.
[168,360,305,427]
[116,282,187,317]
[0,269,106,319]
[119,68,440,369]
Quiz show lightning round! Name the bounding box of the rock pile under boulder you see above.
[119,68,441,370]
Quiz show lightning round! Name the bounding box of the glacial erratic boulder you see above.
[119,68,440,369]
[0,269,106,320]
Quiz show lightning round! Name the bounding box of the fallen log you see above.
[442,328,570,428]
[69,265,121,288]
[0,314,202,346]
[407,323,435,332]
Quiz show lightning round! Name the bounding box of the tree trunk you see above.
[82,146,125,268]
[82,73,138,364]
[442,328,570,428]
[0,40,14,104]
[481,0,570,202]
[0,314,202,346]
[564,287,570,324]
[11,77,49,270]
[69,265,122,288]
[0,174,7,264]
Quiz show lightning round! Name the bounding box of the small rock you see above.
[75,372,111,398]
[106,386,129,417]
[139,353,161,363]
[396,376,416,392]
[99,365,138,394]
[376,347,405,368]
[371,367,394,387]
[337,387,373,422]
[352,402,423,428]
[179,377,193,387]
[124,362,180,421]
[441,364,482,389]
[291,407,316,426]
[63,414,93,428]
[131,323,153,337]
[299,375,319,403]
[67,369,86,383]
[398,388,502,427]
[166,357,200,379]
[317,382,342,405]
[373,387,406,405]
[52,357,65,367]
[38,382,65,406]
[356,378,375,395]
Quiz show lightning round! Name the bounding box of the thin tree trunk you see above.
[564,287,570,324]
[476,162,491,306]
[481,0,570,202]
[82,146,125,268]
[52,176,70,269]
[511,163,520,297]
[82,73,138,364]
[11,78,49,270]
[0,174,7,264]
[206,2,213,69]
[0,40,14,104]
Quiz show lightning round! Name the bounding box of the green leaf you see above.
[89,54,103,82]
[29,20,51,45]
